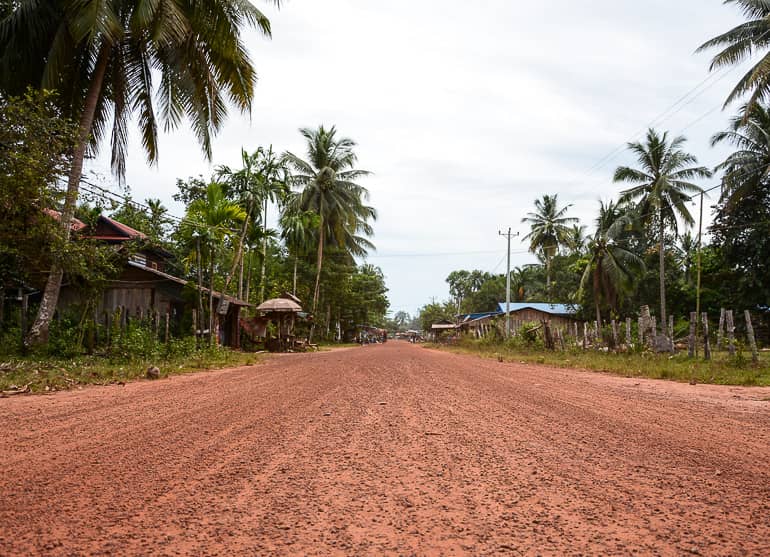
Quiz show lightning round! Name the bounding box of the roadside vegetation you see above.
[430,338,770,387]
[0,326,260,395]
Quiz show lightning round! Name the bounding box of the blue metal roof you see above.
[497,302,579,316]
[458,311,502,321]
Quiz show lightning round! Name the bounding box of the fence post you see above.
[20,292,28,353]
[668,315,674,343]
[717,308,725,351]
[582,322,588,350]
[726,310,736,356]
[702,312,711,361]
[104,310,111,347]
[744,310,759,364]
[625,318,632,348]
[164,312,170,344]
[611,320,618,348]
[688,312,696,358]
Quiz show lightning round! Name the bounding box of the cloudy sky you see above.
[91,0,750,317]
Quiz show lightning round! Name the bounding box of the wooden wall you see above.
[508,309,577,331]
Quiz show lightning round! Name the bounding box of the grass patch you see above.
[0,347,262,394]
[427,339,770,387]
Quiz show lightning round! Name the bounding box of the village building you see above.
[496,302,580,333]
[42,213,249,348]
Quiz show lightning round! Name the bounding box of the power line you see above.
[566,30,770,187]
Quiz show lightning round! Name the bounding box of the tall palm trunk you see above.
[593,268,602,341]
[245,253,253,305]
[292,255,298,296]
[658,210,667,338]
[238,249,244,300]
[546,253,552,301]
[220,204,250,301]
[209,248,215,345]
[197,236,204,347]
[309,217,324,342]
[25,42,112,347]
[260,197,268,303]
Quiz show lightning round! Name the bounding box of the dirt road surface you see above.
[2,343,769,555]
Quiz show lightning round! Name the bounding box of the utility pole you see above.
[499,228,519,337]
[695,192,704,356]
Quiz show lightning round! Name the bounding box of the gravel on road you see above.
[1,342,769,555]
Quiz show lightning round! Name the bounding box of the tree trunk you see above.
[658,211,667,338]
[309,218,324,343]
[25,42,112,347]
[220,213,250,302]
[260,197,268,304]
[209,249,215,345]
[196,237,204,347]
[546,254,552,301]
[292,255,298,296]
[244,255,254,302]
[238,248,245,300]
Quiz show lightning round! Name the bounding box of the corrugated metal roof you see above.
[459,311,502,322]
[497,302,579,315]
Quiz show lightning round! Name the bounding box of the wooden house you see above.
[53,214,249,348]
[496,302,580,332]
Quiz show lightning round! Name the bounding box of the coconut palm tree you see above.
[675,231,698,286]
[697,0,770,112]
[566,224,588,256]
[185,182,245,344]
[217,146,288,302]
[711,102,770,208]
[282,125,375,328]
[580,200,644,339]
[0,0,279,345]
[521,194,578,299]
[279,197,319,297]
[614,129,711,335]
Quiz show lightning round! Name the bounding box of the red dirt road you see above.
[1,343,769,556]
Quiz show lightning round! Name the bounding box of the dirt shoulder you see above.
[1,342,768,555]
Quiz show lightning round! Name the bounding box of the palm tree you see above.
[697,1,770,112]
[521,194,578,299]
[217,146,288,302]
[145,199,169,242]
[0,0,279,345]
[614,129,711,335]
[185,182,245,344]
[580,200,644,338]
[566,224,588,256]
[675,231,698,285]
[711,102,770,208]
[279,197,319,297]
[283,126,375,328]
